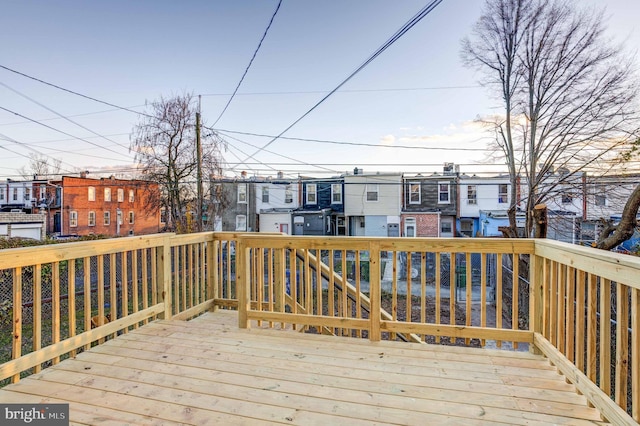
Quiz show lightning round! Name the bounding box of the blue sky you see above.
[1,0,638,180]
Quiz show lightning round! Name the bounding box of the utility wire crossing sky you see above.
[0,0,638,179]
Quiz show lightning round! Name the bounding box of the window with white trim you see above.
[235,215,247,231]
[104,188,111,202]
[306,184,317,204]
[404,217,416,237]
[467,185,477,205]
[104,211,110,225]
[129,189,134,203]
[88,186,96,201]
[117,188,124,202]
[237,184,247,203]
[261,186,269,203]
[70,211,78,228]
[438,182,450,203]
[285,185,293,203]
[24,188,30,200]
[331,183,342,204]
[409,182,420,204]
[366,184,378,202]
[498,184,508,204]
[88,211,96,226]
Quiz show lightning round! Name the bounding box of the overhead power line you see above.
[200,85,481,97]
[0,105,133,159]
[215,128,489,151]
[1,82,131,151]
[211,0,282,127]
[232,0,444,170]
[219,132,338,174]
[0,64,153,118]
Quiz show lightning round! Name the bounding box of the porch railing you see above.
[0,233,637,423]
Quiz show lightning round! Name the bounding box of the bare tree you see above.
[130,94,226,233]
[462,0,640,238]
[18,153,62,180]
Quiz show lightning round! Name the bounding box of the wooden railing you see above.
[0,232,223,385]
[531,240,640,424]
[0,233,637,423]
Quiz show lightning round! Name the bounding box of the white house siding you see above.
[344,173,402,216]
[255,181,299,211]
[259,212,292,234]
[458,176,512,217]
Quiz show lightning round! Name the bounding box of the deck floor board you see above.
[0,310,609,425]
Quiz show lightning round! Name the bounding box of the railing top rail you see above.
[233,234,535,254]
[0,233,176,269]
[534,239,640,290]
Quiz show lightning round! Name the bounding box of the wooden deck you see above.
[0,310,608,425]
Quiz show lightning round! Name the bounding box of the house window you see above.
[0,191,4,201]
[24,188,30,200]
[261,186,269,203]
[129,211,134,224]
[306,184,317,204]
[409,182,420,204]
[285,185,293,203]
[235,214,247,231]
[88,186,96,201]
[160,208,167,225]
[12,188,17,201]
[438,182,450,203]
[441,220,452,235]
[39,186,46,200]
[562,192,573,204]
[460,219,474,237]
[467,185,477,205]
[104,211,110,225]
[117,210,123,226]
[331,183,342,204]
[237,184,247,203]
[117,188,124,202]
[129,189,134,203]
[498,184,508,204]
[404,217,416,237]
[88,211,96,227]
[104,188,111,202]
[595,194,606,206]
[69,211,78,228]
[366,184,378,202]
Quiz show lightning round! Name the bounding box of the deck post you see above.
[208,237,218,312]
[274,247,285,313]
[530,254,544,354]
[237,239,251,328]
[157,236,173,320]
[369,241,381,342]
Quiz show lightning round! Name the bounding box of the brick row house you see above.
[52,176,161,237]
[0,176,161,237]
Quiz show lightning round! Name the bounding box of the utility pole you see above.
[196,109,203,232]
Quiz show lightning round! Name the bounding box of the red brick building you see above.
[400,212,441,237]
[51,176,161,237]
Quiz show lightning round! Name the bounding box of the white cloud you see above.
[379,134,396,146]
